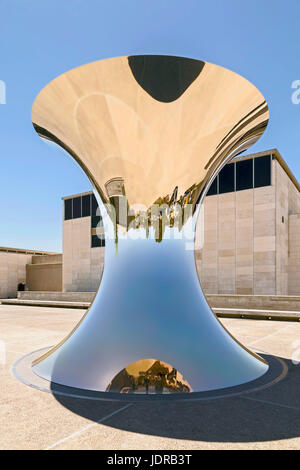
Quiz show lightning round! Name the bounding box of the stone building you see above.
[61,149,300,296]
[62,191,105,292]
[0,247,60,298]
[196,149,300,295]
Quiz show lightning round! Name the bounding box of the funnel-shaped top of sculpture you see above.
[32,55,268,209]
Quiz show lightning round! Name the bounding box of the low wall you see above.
[26,263,62,292]
[206,294,300,311]
[16,292,300,311]
[31,254,62,264]
[18,291,96,302]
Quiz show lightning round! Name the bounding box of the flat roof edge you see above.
[0,247,61,255]
[233,148,300,192]
[62,190,93,201]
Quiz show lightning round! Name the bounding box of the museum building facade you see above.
[1,148,300,298]
[61,149,300,296]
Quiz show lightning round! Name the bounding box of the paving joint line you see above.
[247,323,294,347]
[239,395,300,412]
[45,403,133,450]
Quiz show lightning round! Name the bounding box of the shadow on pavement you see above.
[51,356,300,443]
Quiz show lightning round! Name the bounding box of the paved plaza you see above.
[1,304,300,450]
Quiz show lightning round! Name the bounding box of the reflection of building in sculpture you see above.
[107,359,191,394]
[61,149,300,295]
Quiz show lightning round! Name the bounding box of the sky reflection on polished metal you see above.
[31,55,269,394]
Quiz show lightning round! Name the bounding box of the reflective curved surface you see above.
[31,55,269,393]
[106,359,192,394]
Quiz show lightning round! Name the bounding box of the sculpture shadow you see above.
[51,355,300,443]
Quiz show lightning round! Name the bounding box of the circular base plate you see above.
[12,346,287,402]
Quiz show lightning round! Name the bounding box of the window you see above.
[91,194,99,216]
[254,155,271,188]
[205,155,272,197]
[72,197,81,219]
[219,163,235,194]
[82,194,91,217]
[236,158,253,191]
[91,215,103,228]
[91,234,105,248]
[64,199,72,220]
[64,193,102,220]
[206,177,218,196]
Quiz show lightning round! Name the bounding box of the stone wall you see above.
[63,216,104,292]
[236,188,253,294]
[26,262,62,292]
[195,158,296,295]
[206,294,300,311]
[195,184,278,295]
[287,173,300,295]
[275,161,289,295]
[253,185,276,294]
[288,214,300,295]
[0,252,31,298]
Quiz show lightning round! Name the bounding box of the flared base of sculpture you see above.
[31,233,268,394]
[14,347,284,401]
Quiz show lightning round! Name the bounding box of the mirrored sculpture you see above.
[31,55,269,394]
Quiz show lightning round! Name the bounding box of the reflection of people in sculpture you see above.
[155,374,164,394]
[144,375,149,394]
[167,368,177,385]
[107,359,191,394]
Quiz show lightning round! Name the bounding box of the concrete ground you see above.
[1,304,300,450]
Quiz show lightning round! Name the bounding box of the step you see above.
[0,299,90,309]
[1,299,300,321]
[213,307,300,321]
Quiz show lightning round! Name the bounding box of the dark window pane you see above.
[91,234,101,248]
[91,234,105,248]
[82,194,91,217]
[72,196,81,219]
[91,215,103,228]
[91,194,99,216]
[219,163,235,194]
[254,155,271,188]
[206,176,218,196]
[236,159,253,191]
[64,199,72,220]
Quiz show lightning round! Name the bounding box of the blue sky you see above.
[0,0,299,252]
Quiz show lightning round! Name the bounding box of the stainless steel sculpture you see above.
[31,55,269,394]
